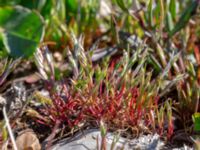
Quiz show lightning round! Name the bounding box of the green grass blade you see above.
[147,0,154,27]
[169,0,177,20]
[169,0,198,37]
[116,0,129,13]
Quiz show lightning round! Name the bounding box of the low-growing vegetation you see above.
[0,0,200,149]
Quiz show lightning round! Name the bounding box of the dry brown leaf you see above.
[16,129,41,150]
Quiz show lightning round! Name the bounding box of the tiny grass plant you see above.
[33,34,178,143]
[0,0,200,149]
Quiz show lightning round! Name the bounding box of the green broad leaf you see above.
[169,0,198,37]
[0,6,45,58]
[192,113,200,131]
[169,0,176,20]
[0,33,6,57]
[116,0,129,13]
